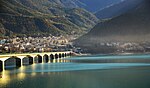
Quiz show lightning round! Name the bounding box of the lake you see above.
[0,54,150,88]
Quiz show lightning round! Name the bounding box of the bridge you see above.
[0,51,72,72]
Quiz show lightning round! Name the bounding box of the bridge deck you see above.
[0,51,71,61]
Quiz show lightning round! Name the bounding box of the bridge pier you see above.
[0,60,2,72]
[21,58,23,66]
[1,61,5,71]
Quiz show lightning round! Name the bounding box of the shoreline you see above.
[75,52,150,57]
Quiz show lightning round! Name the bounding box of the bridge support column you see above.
[48,56,51,63]
[65,53,67,57]
[3,61,5,71]
[21,59,23,66]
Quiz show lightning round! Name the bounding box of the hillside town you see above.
[86,42,150,54]
[1,35,150,54]
[0,36,75,53]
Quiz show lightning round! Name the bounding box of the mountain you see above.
[60,0,123,13]
[77,0,122,13]
[74,0,150,53]
[0,0,98,37]
[95,0,143,19]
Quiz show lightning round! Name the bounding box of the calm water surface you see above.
[1,54,150,88]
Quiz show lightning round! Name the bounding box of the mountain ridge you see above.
[77,0,122,13]
[74,0,150,53]
[95,0,143,19]
[0,0,98,37]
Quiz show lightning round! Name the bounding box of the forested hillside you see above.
[0,0,98,37]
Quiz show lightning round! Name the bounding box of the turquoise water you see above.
[69,54,150,60]
[0,54,150,88]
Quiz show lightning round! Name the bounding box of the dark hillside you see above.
[75,0,150,53]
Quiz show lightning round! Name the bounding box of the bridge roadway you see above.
[0,51,72,72]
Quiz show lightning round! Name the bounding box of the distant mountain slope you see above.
[78,0,122,13]
[59,0,123,13]
[95,0,143,19]
[0,0,98,37]
[74,0,150,53]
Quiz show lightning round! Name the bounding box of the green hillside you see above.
[0,0,98,37]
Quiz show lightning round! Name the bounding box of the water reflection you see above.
[1,66,150,88]
[20,66,26,72]
[50,59,68,63]
[0,70,11,85]
[1,54,150,88]
[53,59,57,63]
[1,64,70,84]
[31,72,36,77]
[15,67,26,79]
[17,72,26,80]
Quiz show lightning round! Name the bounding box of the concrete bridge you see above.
[0,51,72,72]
